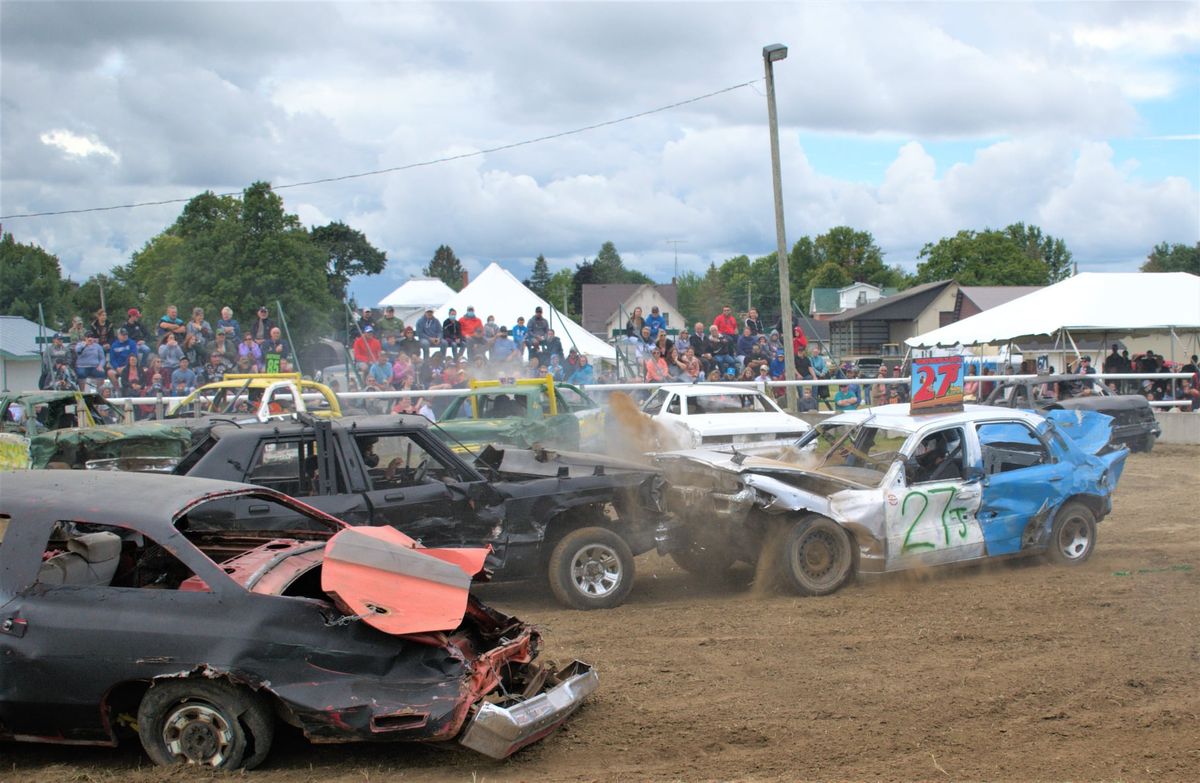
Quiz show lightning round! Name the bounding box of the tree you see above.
[914,230,1048,286]
[0,233,74,327]
[1005,223,1073,282]
[808,261,852,289]
[425,245,466,291]
[1141,242,1200,274]
[526,254,552,299]
[310,221,387,301]
[570,259,596,316]
[592,241,626,284]
[676,263,728,325]
[544,269,575,317]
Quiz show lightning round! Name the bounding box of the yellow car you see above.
[166,373,341,421]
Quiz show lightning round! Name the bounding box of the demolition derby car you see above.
[0,472,597,769]
[640,383,810,448]
[659,404,1128,594]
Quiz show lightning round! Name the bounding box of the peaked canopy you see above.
[377,277,456,310]
[433,263,617,361]
[907,272,1200,348]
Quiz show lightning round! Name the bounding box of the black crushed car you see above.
[981,374,1160,452]
[0,471,597,769]
[162,414,672,609]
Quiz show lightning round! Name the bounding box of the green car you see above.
[435,376,605,453]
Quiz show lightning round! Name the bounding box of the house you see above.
[0,315,47,391]
[582,283,679,338]
[827,280,959,358]
[808,282,897,319]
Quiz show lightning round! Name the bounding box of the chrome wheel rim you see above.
[162,702,234,766]
[1058,516,1091,561]
[569,543,622,597]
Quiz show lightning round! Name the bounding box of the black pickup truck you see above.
[170,414,672,609]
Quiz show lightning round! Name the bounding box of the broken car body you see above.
[658,404,1127,595]
[0,471,597,768]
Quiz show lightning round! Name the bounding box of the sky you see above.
[2,1,1198,307]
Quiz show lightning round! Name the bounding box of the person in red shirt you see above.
[792,325,808,357]
[713,305,738,337]
[457,306,484,359]
[352,326,382,374]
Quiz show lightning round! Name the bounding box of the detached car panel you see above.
[0,471,595,768]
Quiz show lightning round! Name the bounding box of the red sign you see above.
[910,356,965,414]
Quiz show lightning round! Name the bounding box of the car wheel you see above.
[548,527,636,610]
[138,679,274,770]
[775,516,855,596]
[1044,502,1097,566]
[670,541,737,576]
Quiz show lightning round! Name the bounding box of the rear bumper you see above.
[459,660,598,759]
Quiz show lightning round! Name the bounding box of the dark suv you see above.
[170,414,672,609]
[982,374,1160,452]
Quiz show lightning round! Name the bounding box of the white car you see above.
[640,383,810,448]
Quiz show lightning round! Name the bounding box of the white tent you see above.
[907,272,1200,348]
[377,277,456,323]
[433,263,617,361]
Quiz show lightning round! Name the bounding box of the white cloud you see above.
[39,129,119,162]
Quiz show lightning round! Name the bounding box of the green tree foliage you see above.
[1005,222,1073,282]
[570,259,596,315]
[544,269,575,317]
[72,270,142,321]
[592,241,626,284]
[676,263,728,325]
[310,221,387,301]
[914,229,1048,285]
[0,233,74,327]
[808,261,853,289]
[526,254,552,298]
[425,245,466,291]
[1141,241,1200,274]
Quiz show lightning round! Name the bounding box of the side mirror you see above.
[964,466,985,484]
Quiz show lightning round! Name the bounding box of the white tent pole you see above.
[1170,326,1177,399]
[1065,329,1082,370]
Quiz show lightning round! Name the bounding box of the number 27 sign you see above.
[910,356,965,414]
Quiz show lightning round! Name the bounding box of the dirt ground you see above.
[6,446,1199,782]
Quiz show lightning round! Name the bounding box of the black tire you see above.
[1044,502,1097,565]
[775,516,855,596]
[1134,433,1156,453]
[138,678,274,770]
[670,541,737,576]
[548,526,636,610]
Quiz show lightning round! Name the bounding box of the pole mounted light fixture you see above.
[762,43,798,411]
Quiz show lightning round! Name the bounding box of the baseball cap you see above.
[363,325,373,333]
[127,308,140,317]
[725,367,736,376]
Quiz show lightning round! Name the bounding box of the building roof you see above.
[958,286,1042,312]
[829,280,955,323]
[0,315,44,361]
[581,283,678,334]
[808,288,841,314]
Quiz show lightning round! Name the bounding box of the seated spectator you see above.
[117,354,143,397]
[397,326,422,358]
[415,309,443,359]
[442,308,464,360]
[216,306,240,341]
[834,382,859,411]
[491,327,516,362]
[798,387,819,412]
[106,328,136,385]
[569,355,595,385]
[547,354,566,381]
[368,356,392,389]
[200,351,229,385]
[458,307,484,358]
[90,308,114,347]
[644,348,669,382]
[645,306,666,339]
[390,353,414,389]
[75,334,107,383]
[186,308,213,351]
[171,357,197,394]
[736,327,757,366]
[352,326,381,373]
[375,305,404,338]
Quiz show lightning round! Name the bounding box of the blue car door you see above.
[973,419,1071,556]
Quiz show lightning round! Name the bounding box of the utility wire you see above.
[1,79,761,220]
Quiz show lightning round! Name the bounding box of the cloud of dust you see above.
[602,392,692,457]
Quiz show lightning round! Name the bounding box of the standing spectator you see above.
[106,328,136,385]
[157,305,186,340]
[891,364,910,403]
[745,307,765,336]
[216,306,240,341]
[458,306,484,358]
[834,382,859,411]
[441,308,464,360]
[1102,344,1126,376]
[238,332,263,371]
[67,316,87,346]
[263,327,290,372]
[645,306,666,340]
[352,326,382,373]
[1181,354,1200,388]
[1179,379,1200,411]
[249,307,274,344]
[713,305,738,338]
[414,309,443,359]
[792,325,808,357]
[625,306,645,339]
[794,343,814,386]
[375,306,404,338]
[89,308,114,347]
[123,308,148,346]
[74,334,107,384]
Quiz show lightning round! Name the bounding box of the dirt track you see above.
[6,446,1199,782]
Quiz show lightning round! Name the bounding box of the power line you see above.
[1,79,761,221]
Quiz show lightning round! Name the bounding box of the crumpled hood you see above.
[675,411,809,437]
[1044,409,1116,456]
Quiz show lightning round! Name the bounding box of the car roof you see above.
[658,383,766,397]
[0,471,279,532]
[822,403,1045,432]
[210,413,432,439]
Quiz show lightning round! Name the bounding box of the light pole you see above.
[763,43,798,411]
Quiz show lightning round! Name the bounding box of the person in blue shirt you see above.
[768,350,785,380]
[547,354,566,381]
[644,306,667,340]
[569,355,595,385]
[491,327,516,361]
[106,328,136,385]
[170,357,198,395]
[509,317,528,357]
[834,383,859,410]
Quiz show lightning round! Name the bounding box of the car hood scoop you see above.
[321,526,489,636]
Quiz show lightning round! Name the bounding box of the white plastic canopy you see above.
[433,262,617,361]
[907,272,1200,348]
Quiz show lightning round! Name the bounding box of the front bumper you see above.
[458,660,598,759]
